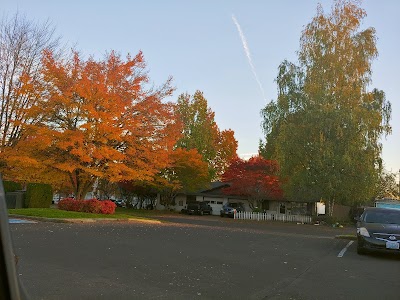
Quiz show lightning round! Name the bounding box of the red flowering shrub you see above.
[83,199,102,214]
[58,198,116,214]
[100,200,117,214]
[58,198,84,211]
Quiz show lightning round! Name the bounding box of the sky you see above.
[2,0,399,175]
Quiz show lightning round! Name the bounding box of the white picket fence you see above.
[234,211,312,223]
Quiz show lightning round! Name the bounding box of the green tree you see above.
[156,148,210,208]
[176,90,237,179]
[260,0,391,215]
[375,169,399,200]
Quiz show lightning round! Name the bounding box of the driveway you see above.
[9,216,400,300]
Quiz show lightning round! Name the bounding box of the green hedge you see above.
[3,181,22,193]
[25,183,53,208]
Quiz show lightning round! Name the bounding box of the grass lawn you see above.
[7,207,170,219]
[115,207,177,216]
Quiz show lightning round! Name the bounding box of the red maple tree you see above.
[222,156,284,209]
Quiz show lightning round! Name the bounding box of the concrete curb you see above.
[8,214,162,224]
[127,218,162,224]
[335,234,357,240]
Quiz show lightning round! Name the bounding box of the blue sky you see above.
[3,0,399,175]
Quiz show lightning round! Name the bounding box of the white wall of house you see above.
[202,196,225,215]
[264,201,280,214]
[263,201,316,216]
[155,194,251,215]
[198,196,250,215]
[174,194,187,211]
[317,202,326,215]
[155,195,316,217]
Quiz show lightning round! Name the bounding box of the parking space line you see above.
[337,241,354,257]
[9,219,37,224]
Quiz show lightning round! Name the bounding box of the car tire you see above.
[220,213,224,217]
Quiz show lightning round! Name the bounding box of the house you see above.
[156,182,249,215]
[156,182,321,217]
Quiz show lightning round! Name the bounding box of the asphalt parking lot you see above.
[9,215,400,300]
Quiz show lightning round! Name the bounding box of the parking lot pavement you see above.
[272,241,400,300]
[9,219,400,300]
[153,214,356,238]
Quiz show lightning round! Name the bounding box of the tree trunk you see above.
[248,198,256,211]
[69,170,95,200]
[160,192,175,210]
[326,198,335,217]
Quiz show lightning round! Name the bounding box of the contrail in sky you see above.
[231,14,266,101]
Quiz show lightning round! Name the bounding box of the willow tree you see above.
[260,0,391,215]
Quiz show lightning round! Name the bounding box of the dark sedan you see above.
[220,202,245,218]
[356,207,400,255]
[181,202,213,215]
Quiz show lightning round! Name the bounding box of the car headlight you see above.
[358,227,370,237]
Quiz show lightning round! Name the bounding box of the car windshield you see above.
[364,210,400,224]
[2,1,400,300]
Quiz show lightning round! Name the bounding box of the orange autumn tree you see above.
[156,148,210,208]
[10,49,178,199]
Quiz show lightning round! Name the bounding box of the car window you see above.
[364,211,400,224]
[383,212,400,224]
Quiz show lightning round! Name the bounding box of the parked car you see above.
[220,202,245,218]
[145,203,154,210]
[181,202,213,215]
[111,199,126,208]
[356,207,400,255]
